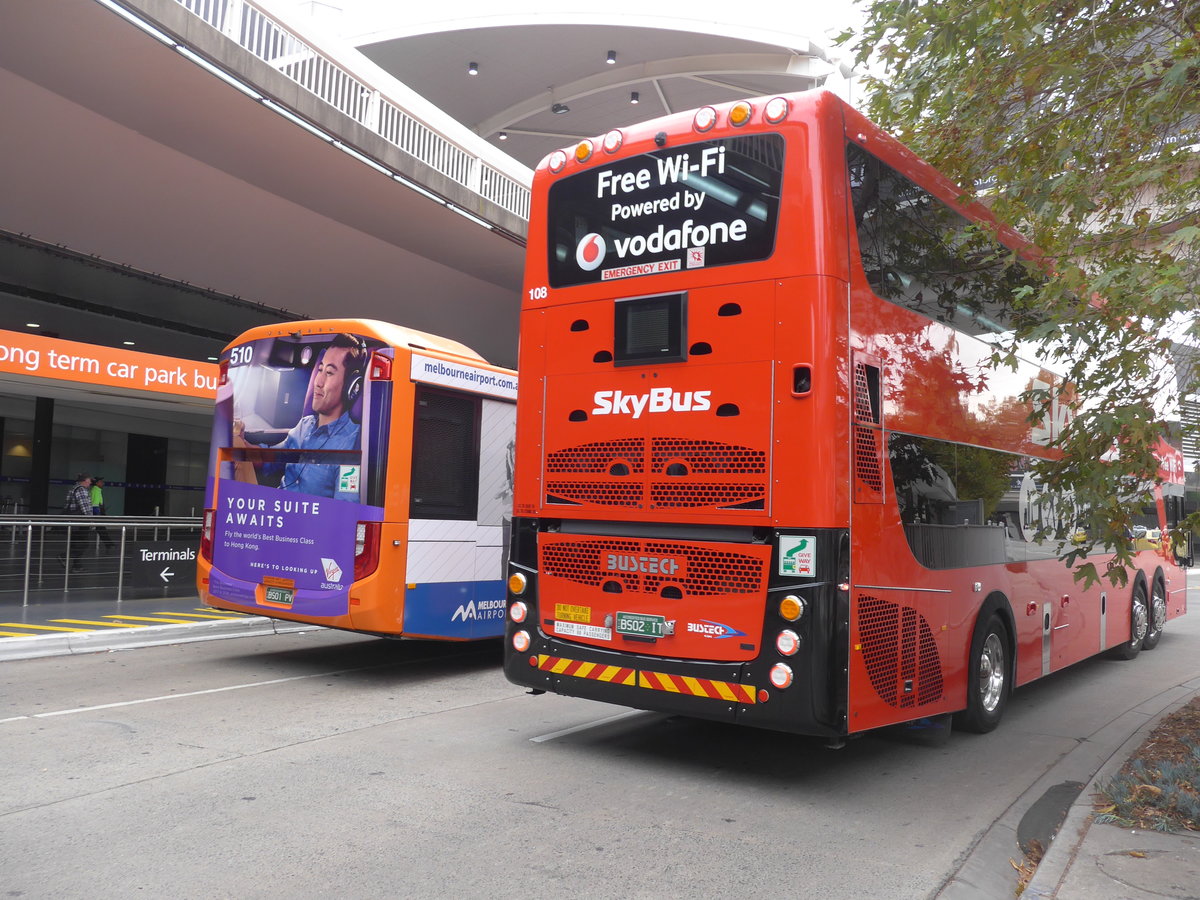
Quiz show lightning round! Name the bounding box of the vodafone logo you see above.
[576,233,606,271]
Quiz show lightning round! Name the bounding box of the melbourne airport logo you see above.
[576,233,606,271]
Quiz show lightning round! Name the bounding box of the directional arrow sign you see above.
[125,541,197,593]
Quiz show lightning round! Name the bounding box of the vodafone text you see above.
[592,387,711,419]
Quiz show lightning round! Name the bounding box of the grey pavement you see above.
[1024,686,1200,900]
[3,589,1197,898]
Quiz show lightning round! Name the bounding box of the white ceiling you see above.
[0,0,853,377]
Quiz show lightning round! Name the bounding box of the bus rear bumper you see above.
[504,627,842,737]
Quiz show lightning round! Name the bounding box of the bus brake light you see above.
[354,521,381,580]
[200,508,215,561]
[369,351,392,380]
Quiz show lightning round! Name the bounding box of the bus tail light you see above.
[769,663,794,689]
[779,595,806,621]
[368,351,392,380]
[354,521,381,580]
[776,629,800,656]
[200,508,215,561]
[512,629,531,653]
[508,572,527,595]
[510,601,528,623]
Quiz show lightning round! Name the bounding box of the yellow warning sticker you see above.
[555,603,592,623]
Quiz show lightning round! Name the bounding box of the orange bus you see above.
[198,319,518,639]
[502,90,1190,739]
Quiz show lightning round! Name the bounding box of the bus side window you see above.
[410,387,481,520]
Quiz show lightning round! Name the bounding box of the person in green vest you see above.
[89,475,115,550]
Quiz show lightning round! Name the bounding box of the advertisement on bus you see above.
[207,331,389,616]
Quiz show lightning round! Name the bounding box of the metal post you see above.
[22,524,32,607]
[116,525,127,601]
[63,524,72,592]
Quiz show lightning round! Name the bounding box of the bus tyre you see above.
[1142,579,1166,651]
[1113,583,1149,660]
[954,613,1010,734]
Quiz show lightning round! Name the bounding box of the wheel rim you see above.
[1132,592,1149,645]
[979,632,1005,713]
[1149,583,1166,637]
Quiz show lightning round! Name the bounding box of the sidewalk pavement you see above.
[1022,684,1200,900]
[0,591,317,661]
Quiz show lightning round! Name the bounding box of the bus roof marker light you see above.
[764,97,790,124]
[548,150,568,173]
[603,130,624,153]
[693,106,718,133]
[575,140,594,163]
[729,101,753,127]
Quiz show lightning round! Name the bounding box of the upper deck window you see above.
[846,143,1040,337]
[547,134,784,288]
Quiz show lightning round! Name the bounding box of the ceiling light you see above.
[498,132,508,141]
[468,61,478,75]
[207,356,218,361]
[26,322,40,328]
[551,102,569,115]
[630,91,639,104]
[123,341,135,346]
[606,51,616,65]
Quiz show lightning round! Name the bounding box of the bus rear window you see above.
[548,134,784,288]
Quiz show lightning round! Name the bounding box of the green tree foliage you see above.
[844,0,1200,584]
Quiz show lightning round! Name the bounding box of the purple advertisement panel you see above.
[208,331,390,614]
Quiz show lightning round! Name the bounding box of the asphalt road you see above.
[2,580,1198,899]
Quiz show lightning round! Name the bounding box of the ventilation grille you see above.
[854,426,883,491]
[857,595,944,708]
[544,437,767,512]
[542,539,766,596]
[547,439,646,474]
[852,354,884,504]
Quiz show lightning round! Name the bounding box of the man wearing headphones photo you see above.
[232,333,365,499]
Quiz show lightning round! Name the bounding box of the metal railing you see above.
[174,0,531,220]
[1,515,201,605]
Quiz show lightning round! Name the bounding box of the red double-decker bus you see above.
[502,89,1189,739]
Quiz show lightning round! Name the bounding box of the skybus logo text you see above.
[592,387,711,419]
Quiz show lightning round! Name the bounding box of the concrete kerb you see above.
[0,617,321,661]
[938,680,1200,900]
[1023,677,1200,899]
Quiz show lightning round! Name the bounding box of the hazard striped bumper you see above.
[536,654,756,704]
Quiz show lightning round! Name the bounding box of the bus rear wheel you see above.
[954,613,1010,734]
[1142,579,1166,651]
[1113,583,1149,660]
